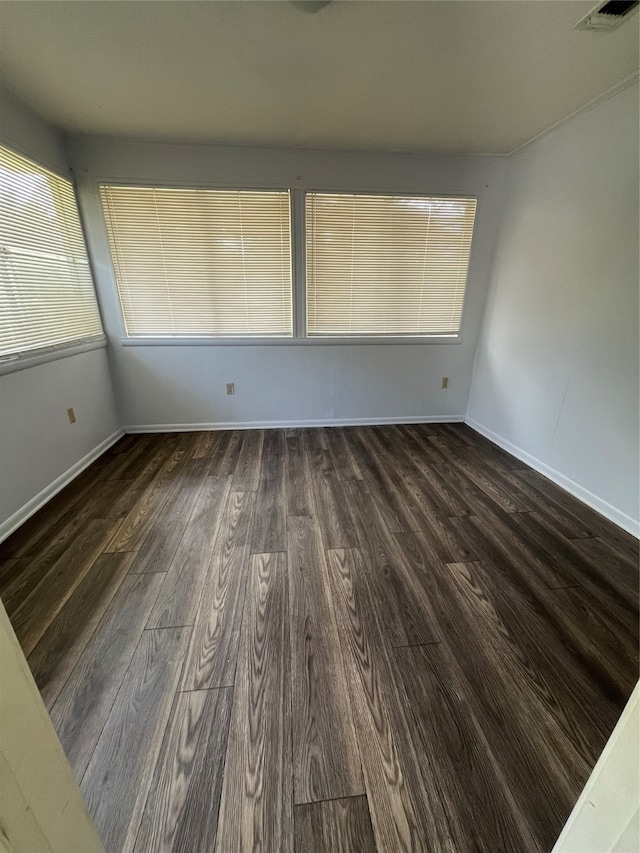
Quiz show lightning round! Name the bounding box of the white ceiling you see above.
[0,1,637,155]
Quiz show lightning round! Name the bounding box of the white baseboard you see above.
[0,429,125,545]
[123,414,464,433]
[465,417,640,538]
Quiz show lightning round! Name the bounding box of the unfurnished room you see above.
[0,2,638,852]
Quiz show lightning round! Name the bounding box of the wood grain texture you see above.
[448,452,533,514]
[504,510,638,607]
[0,557,20,588]
[447,506,568,593]
[0,495,107,614]
[0,460,104,559]
[567,534,639,602]
[1,423,636,853]
[443,559,622,771]
[133,687,233,853]
[548,585,639,695]
[349,428,416,534]
[121,434,187,488]
[209,430,244,477]
[250,429,286,554]
[10,517,119,656]
[214,552,292,853]
[306,430,359,549]
[516,468,640,556]
[146,476,232,629]
[192,429,224,459]
[127,458,210,573]
[362,427,474,563]
[342,479,440,647]
[285,431,314,516]
[326,547,429,853]
[82,626,191,853]
[392,642,539,853]
[295,796,376,853]
[104,445,191,553]
[287,515,363,803]
[180,489,256,690]
[27,551,134,709]
[102,434,155,481]
[324,427,364,482]
[231,429,264,492]
[389,427,475,518]
[49,572,165,778]
[1,555,56,617]
[400,424,447,464]
[396,546,590,850]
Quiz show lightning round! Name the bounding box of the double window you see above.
[100,185,477,342]
[0,145,104,362]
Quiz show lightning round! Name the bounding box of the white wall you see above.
[0,87,121,539]
[67,137,507,430]
[552,683,639,853]
[467,80,640,535]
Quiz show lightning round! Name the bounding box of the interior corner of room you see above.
[0,2,638,852]
[2,74,638,541]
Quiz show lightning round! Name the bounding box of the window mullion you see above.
[291,188,306,339]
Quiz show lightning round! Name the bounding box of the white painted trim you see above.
[508,71,640,157]
[119,335,462,347]
[123,414,464,434]
[551,683,639,853]
[0,338,107,376]
[0,428,124,544]
[465,417,640,538]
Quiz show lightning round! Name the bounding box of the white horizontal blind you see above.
[100,186,293,338]
[306,192,477,337]
[0,146,103,358]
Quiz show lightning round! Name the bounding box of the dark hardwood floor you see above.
[1,423,637,853]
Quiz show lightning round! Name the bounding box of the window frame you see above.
[95,179,477,347]
[0,144,106,376]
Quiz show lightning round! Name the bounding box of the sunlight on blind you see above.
[306,193,477,337]
[0,146,103,358]
[100,186,293,338]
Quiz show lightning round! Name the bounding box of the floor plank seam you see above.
[2,425,636,853]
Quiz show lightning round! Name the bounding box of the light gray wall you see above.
[467,81,639,534]
[0,86,121,538]
[67,136,507,430]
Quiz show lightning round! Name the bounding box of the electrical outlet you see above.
[226,383,235,395]
[67,407,77,424]
[441,377,449,389]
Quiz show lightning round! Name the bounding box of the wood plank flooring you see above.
[1,423,637,853]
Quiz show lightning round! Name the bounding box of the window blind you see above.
[100,186,293,338]
[0,145,103,359]
[306,192,477,337]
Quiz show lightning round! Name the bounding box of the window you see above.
[305,192,477,337]
[100,186,293,338]
[0,145,103,360]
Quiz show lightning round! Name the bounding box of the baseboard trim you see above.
[0,429,125,545]
[123,414,464,433]
[465,417,639,538]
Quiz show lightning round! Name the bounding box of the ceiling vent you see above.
[575,0,640,30]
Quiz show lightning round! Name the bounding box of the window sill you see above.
[120,335,463,348]
[0,338,107,377]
